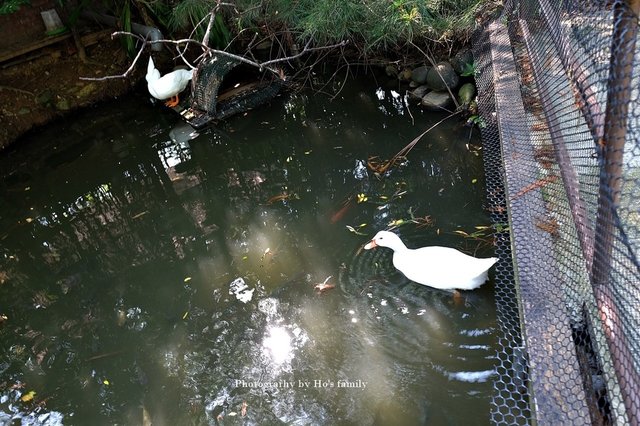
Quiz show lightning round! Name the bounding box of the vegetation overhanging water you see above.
[0,74,497,425]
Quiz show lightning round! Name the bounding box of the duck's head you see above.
[364,230,405,251]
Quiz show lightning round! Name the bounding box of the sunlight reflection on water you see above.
[0,73,496,425]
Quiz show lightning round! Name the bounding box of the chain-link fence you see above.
[474,0,640,424]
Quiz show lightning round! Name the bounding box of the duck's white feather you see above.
[146,57,193,101]
[364,230,497,291]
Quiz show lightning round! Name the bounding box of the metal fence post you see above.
[592,1,640,424]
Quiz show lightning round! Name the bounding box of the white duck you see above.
[364,230,497,291]
[146,57,194,107]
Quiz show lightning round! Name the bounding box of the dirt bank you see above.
[0,34,145,151]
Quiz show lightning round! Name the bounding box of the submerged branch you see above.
[369,111,461,175]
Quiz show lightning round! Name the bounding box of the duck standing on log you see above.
[146,57,194,108]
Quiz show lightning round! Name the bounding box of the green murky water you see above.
[0,75,496,425]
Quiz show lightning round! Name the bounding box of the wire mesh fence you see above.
[474,0,640,424]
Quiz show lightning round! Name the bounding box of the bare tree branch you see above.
[80,30,347,82]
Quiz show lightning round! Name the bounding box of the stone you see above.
[409,85,429,100]
[35,89,53,106]
[76,83,96,99]
[458,83,476,105]
[55,98,70,111]
[421,91,453,111]
[398,68,413,82]
[451,48,474,74]
[426,62,459,92]
[411,65,430,84]
[384,64,398,78]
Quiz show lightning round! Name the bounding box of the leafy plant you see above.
[467,115,486,129]
[167,0,230,48]
[460,61,477,77]
[0,0,30,15]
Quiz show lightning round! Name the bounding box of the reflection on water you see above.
[0,74,495,424]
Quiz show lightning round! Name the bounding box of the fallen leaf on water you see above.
[388,219,405,227]
[346,225,366,236]
[266,193,291,204]
[314,276,336,294]
[182,311,189,320]
[103,379,110,385]
[183,277,192,283]
[20,391,36,402]
[471,178,478,184]
[132,211,148,219]
[25,218,33,223]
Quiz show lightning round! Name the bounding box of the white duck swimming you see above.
[364,230,497,291]
[146,57,194,107]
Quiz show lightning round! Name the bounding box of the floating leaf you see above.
[25,218,33,223]
[388,219,405,227]
[20,391,35,402]
[304,150,312,155]
[454,230,469,236]
[183,277,192,283]
[103,379,110,385]
[182,311,189,320]
[346,225,366,236]
[132,211,149,219]
[471,178,478,184]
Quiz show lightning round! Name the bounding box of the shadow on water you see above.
[0,74,496,425]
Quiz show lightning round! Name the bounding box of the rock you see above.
[451,49,474,74]
[411,65,430,84]
[35,89,53,106]
[426,62,459,91]
[458,83,476,105]
[254,39,273,50]
[421,91,453,111]
[76,83,96,99]
[55,98,70,111]
[398,68,413,82]
[409,85,429,100]
[384,64,398,78]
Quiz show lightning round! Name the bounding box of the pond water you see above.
[0,74,496,425]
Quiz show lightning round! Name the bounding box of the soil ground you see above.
[0,34,146,151]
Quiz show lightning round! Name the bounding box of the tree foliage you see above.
[234,0,484,51]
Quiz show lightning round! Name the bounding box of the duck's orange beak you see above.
[364,240,377,250]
